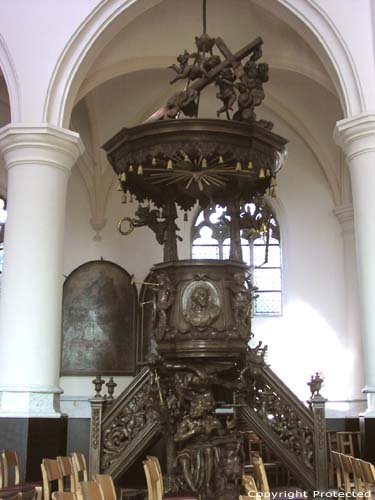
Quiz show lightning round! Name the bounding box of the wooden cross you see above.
[144,36,263,122]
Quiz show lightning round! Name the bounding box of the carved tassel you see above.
[152,157,157,166]
[167,159,173,169]
[259,168,265,179]
[271,176,277,187]
[137,165,143,175]
[219,156,224,164]
[128,165,134,173]
[120,172,127,182]
[235,161,242,171]
[266,169,271,177]
[248,161,253,170]
[202,158,207,169]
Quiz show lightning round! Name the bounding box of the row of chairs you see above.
[331,450,375,497]
[41,453,117,500]
[41,453,88,500]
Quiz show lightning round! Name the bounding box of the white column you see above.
[0,124,84,417]
[334,113,375,414]
[334,204,364,404]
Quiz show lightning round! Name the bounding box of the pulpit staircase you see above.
[89,364,327,491]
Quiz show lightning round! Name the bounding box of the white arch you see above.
[0,33,21,122]
[43,0,164,128]
[44,0,364,128]
[251,0,364,116]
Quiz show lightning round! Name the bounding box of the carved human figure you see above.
[154,272,175,341]
[230,273,253,333]
[183,284,220,328]
[215,68,237,117]
[175,391,222,497]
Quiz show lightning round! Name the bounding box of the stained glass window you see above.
[191,201,282,316]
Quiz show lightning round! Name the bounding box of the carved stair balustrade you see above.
[89,367,162,481]
[238,362,327,491]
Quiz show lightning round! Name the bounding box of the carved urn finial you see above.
[307,372,324,398]
[106,377,117,400]
[92,375,105,398]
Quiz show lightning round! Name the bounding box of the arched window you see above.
[191,201,282,316]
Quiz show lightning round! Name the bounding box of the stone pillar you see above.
[334,204,364,403]
[0,124,84,417]
[334,113,375,414]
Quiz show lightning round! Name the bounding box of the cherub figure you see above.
[215,68,237,118]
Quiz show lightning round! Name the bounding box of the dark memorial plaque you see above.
[61,260,137,375]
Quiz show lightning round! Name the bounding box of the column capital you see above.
[334,203,354,232]
[334,113,375,161]
[0,123,84,173]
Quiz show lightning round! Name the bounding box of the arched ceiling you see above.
[70,0,349,233]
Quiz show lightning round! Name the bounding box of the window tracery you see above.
[191,201,282,315]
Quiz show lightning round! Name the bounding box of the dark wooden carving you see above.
[61,260,137,375]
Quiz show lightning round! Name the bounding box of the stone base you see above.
[0,386,62,417]
[0,416,68,481]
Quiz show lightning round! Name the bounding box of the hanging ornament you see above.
[152,157,157,166]
[137,165,143,175]
[129,165,134,173]
[271,187,277,198]
[219,155,224,164]
[266,169,271,177]
[259,168,265,179]
[202,158,208,169]
[167,159,173,169]
[271,176,277,187]
[120,172,127,182]
[248,161,253,170]
[235,161,242,171]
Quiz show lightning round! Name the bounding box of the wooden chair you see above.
[337,432,362,457]
[349,456,364,494]
[143,460,157,500]
[77,481,104,500]
[2,451,20,487]
[250,452,270,495]
[358,459,375,500]
[144,457,196,500]
[242,474,260,499]
[41,459,63,500]
[56,458,76,493]
[51,493,78,500]
[0,451,41,500]
[339,453,355,495]
[71,455,87,488]
[94,475,116,500]
[331,451,344,491]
